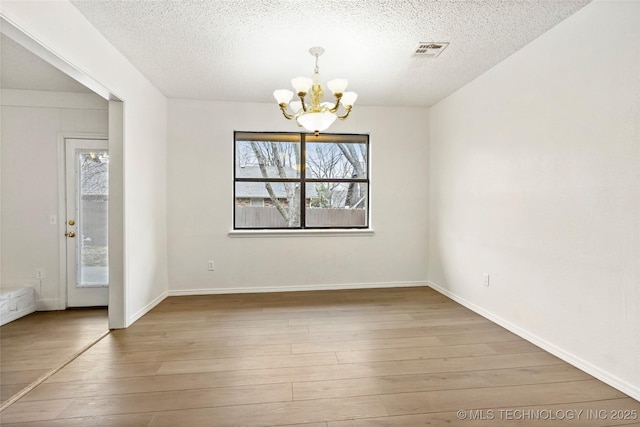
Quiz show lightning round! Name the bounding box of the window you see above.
[234,131,369,230]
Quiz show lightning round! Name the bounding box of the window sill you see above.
[228,229,375,238]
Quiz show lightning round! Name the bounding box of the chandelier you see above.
[273,47,357,136]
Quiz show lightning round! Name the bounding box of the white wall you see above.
[1,89,108,309]
[428,0,639,400]
[167,100,428,293]
[1,1,169,327]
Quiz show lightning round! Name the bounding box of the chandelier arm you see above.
[298,93,308,112]
[278,103,295,120]
[337,105,353,120]
[328,93,343,113]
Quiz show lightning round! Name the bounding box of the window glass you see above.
[235,140,301,179]
[305,142,368,180]
[234,182,301,228]
[305,183,368,227]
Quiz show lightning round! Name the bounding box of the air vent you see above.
[413,42,449,58]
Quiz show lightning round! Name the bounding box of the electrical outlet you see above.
[36,269,45,279]
[208,260,215,271]
[483,273,490,287]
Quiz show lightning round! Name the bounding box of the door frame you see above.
[64,138,110,307]
[57,133,108,310]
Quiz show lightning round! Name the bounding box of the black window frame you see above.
[234,131,370,230]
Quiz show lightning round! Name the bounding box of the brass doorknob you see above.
[65,231,76,238]
[68,219,75,226]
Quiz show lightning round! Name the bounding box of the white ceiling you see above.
[3,1,592,107]
[1,34,92,93]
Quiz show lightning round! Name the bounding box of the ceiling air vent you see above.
[413,42,449,58]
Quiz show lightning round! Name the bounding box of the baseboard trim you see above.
[168,281,428,297]
[126,291,168,327]
[427,281,640,402]
[36,298,60,311]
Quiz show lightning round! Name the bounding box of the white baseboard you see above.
[36,298,60,311]
[168,281,428,297]
[126,291,168,327]
[427,281,640,402]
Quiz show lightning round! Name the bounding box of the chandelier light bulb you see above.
[289,100,303,113]
[291,77,313,94]
[273,89,293,104]
[340,91,358,107]
[327,78,348,95]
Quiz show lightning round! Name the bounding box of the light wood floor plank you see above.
[293,335,441,354]
[136,317,292,333]
[82,333,231,354]
[272,423,328,427]
[293,365,592,401]
[292,330,519,354]
[0,398,75,423]
[148,396,388,427]
[306,316,491,334]
[161,324,309,339]
[287,313,414,326]
[0,412,155,426]
[395,351,562,375]
[379,380,627,416]
[42,361,163,383]
[79,343,292,364]
[335,340,538,364]
[156,352,339,375]
[0,370,50,386]
[227,323,504,347]
[21,370,300,401]
[59,382,292,418]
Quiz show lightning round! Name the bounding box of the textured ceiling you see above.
[8,1,593,106]
[1,34,92,93]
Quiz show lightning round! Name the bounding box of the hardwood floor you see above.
[0,308,108,406]
[1,287,638,426]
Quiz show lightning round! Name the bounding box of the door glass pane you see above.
[78,150,109,287]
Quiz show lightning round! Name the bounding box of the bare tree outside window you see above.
[248,141,301,227]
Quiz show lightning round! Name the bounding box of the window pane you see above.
[306,182,368,227]
[236,140,301,178]
[78,150,109,287]
[235,182,301,228]
[305,142,367,179]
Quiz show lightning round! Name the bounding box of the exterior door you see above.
[65,138,109,307]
